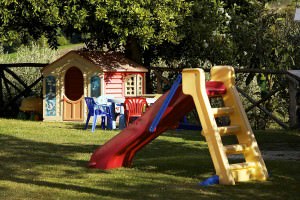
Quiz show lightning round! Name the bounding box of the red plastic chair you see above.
[124,97,148,126]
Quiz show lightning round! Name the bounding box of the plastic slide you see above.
[89,85,195,170]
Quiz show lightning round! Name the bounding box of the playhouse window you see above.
[125,74,143,96]
[91,75,101,97]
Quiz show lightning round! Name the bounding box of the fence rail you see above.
[150,67,299,130]
[0,63,45,117]
[0,63,299,129]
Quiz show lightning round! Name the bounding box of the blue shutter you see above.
[45,76,56,116]
[91,75,101,97]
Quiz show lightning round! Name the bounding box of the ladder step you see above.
[206,81,226,96]
[230,162,256,170]
[212,107,234,117]
[224,144,249,154]
[218,125,240,135]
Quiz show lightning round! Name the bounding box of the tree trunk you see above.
[125,37,143,64]
[125,38,155,94]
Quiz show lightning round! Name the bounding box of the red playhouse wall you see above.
[104,72,146,98]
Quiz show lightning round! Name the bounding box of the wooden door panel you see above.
[63,96,83,121]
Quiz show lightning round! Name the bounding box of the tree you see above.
[157,0,299,70]
[0,0,61,48]
[0,0,192,62]
[1,0,298,70]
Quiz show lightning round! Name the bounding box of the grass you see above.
[0,118,299,200]
[57,43,84,50]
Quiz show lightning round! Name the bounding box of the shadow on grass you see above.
[1,125,300,199]
[161,129,204,142]
[0,134,149,199]
[133,136,214,178]
[0,134,219,199]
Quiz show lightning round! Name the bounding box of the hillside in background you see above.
[0,43,85,64]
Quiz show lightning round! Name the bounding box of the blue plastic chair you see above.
[84,97,111,132]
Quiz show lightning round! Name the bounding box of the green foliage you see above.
[82,0,192,50]
[0,39,59,63]
[57,35,70,46]
[0,0,60,48]
[0,0,299,70]
[0,0,192,51]
[158,0,300,71]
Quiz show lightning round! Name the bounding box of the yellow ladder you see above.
[182,66,268,185]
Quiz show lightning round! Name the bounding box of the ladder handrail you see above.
[149,74,182,132]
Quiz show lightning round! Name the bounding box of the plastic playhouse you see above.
[88,66,268,185]
[42,50,148,122]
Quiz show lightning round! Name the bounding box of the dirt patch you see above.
[261,151,300,160]
[227,151,300,161]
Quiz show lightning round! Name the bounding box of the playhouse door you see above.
[63,67,84,121]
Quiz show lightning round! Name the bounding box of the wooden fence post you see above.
[287,70,300,129]
[0,69,3,106]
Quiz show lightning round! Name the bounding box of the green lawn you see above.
[57,43,84,50]
[0,118,299,200]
